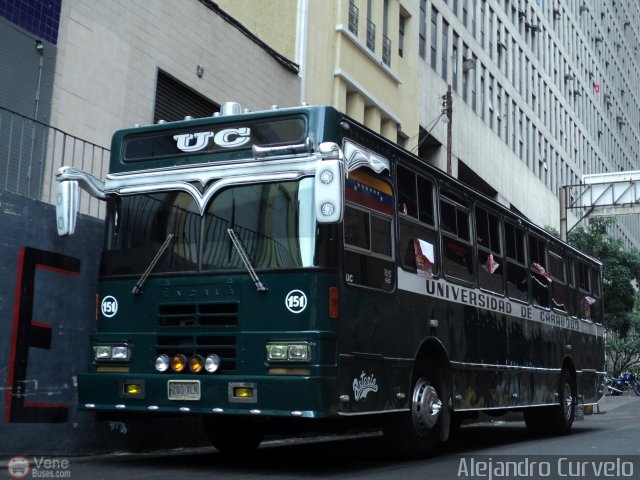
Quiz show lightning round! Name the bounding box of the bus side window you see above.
[577,261,594,320]
[566,256,577,317]
[475,206,504,294]
[549,246,568,313]
[589,267,602,323]
[529,234,550,308]
[397,165,438,276]
[505,221,528,302]
[343,168,395,292]
[440,191,473,284]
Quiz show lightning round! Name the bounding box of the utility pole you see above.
[559,185,567,242]
[443,85,452,175]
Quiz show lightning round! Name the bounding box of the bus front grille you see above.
[158,302,239,327]
[157,303,239,372]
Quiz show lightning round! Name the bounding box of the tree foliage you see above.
[567,217,640,337]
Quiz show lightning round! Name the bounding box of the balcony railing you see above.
[366,19,376,52]
[382,34,392,66]
[0,106,109,218]
[348,0,359,36]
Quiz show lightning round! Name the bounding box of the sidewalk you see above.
[596,391,639,414]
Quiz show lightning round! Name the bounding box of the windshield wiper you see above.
[227,228,268,293]
[131,233,176,295]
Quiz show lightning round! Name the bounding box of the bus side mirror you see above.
[315,159,344,224]
[56,180,79,236]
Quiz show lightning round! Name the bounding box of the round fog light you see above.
[155,354,170,372]
[205,354,221,373]
[188,355,204,373]
[171,354,187,372]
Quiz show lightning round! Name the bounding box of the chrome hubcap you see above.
[563,383,573,421]
[412,378,442,436]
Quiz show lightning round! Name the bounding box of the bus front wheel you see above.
[383,362,448,457]
[203,416,265,454]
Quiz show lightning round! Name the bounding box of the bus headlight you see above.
[93,343,130,361]
[111,346,130,360]
[266,342,311,362]
[94,345,112,360]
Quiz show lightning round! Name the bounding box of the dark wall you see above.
[0,191,208,455]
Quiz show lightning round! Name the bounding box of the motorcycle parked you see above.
[605,372,640,396]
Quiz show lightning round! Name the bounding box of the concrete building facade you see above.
[218,0,640,246]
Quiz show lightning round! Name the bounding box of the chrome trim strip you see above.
[116,172,303,215]
[338,408,410,417]
[450,361,561,372]
[455,403,559,412]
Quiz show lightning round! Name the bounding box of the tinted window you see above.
[476,207,503,293]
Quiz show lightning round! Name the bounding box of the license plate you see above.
[168,380,201,400]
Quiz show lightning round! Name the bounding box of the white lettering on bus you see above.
[423,277,583,331]
[173,127,251,152]
[352,371,379,401]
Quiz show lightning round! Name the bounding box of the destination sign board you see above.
[123,116,306,162]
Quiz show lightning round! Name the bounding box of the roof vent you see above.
[220,102,242,116]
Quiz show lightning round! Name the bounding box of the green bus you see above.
[56,102,605,456]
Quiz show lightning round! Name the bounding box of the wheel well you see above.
[413,337,450,383]
[561,357,577,397]
[562,357,577,383]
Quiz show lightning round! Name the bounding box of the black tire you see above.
[552,368,576,435]
[383,361,449,458]
[203,416,264,454]
[633,382,640,396]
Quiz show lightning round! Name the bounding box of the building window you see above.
[382,0,391,65]
[452,34,459,91]
[463,44,469,103]
[488,74,494,129]
[441,21,449,80]
[419,0,426,58]
[348,0,359,36]
[496,84,502,135]
[471,54,477,112]
[366,0,375,51]
[399,14,405,57]
[430,7,438,69]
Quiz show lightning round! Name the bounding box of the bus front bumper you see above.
[77,372,337,419]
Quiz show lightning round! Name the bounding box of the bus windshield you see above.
[99,178,317,276]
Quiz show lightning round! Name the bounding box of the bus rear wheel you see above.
[552,368,576,435]
[383,362,447,457]
[203,417,265,454]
